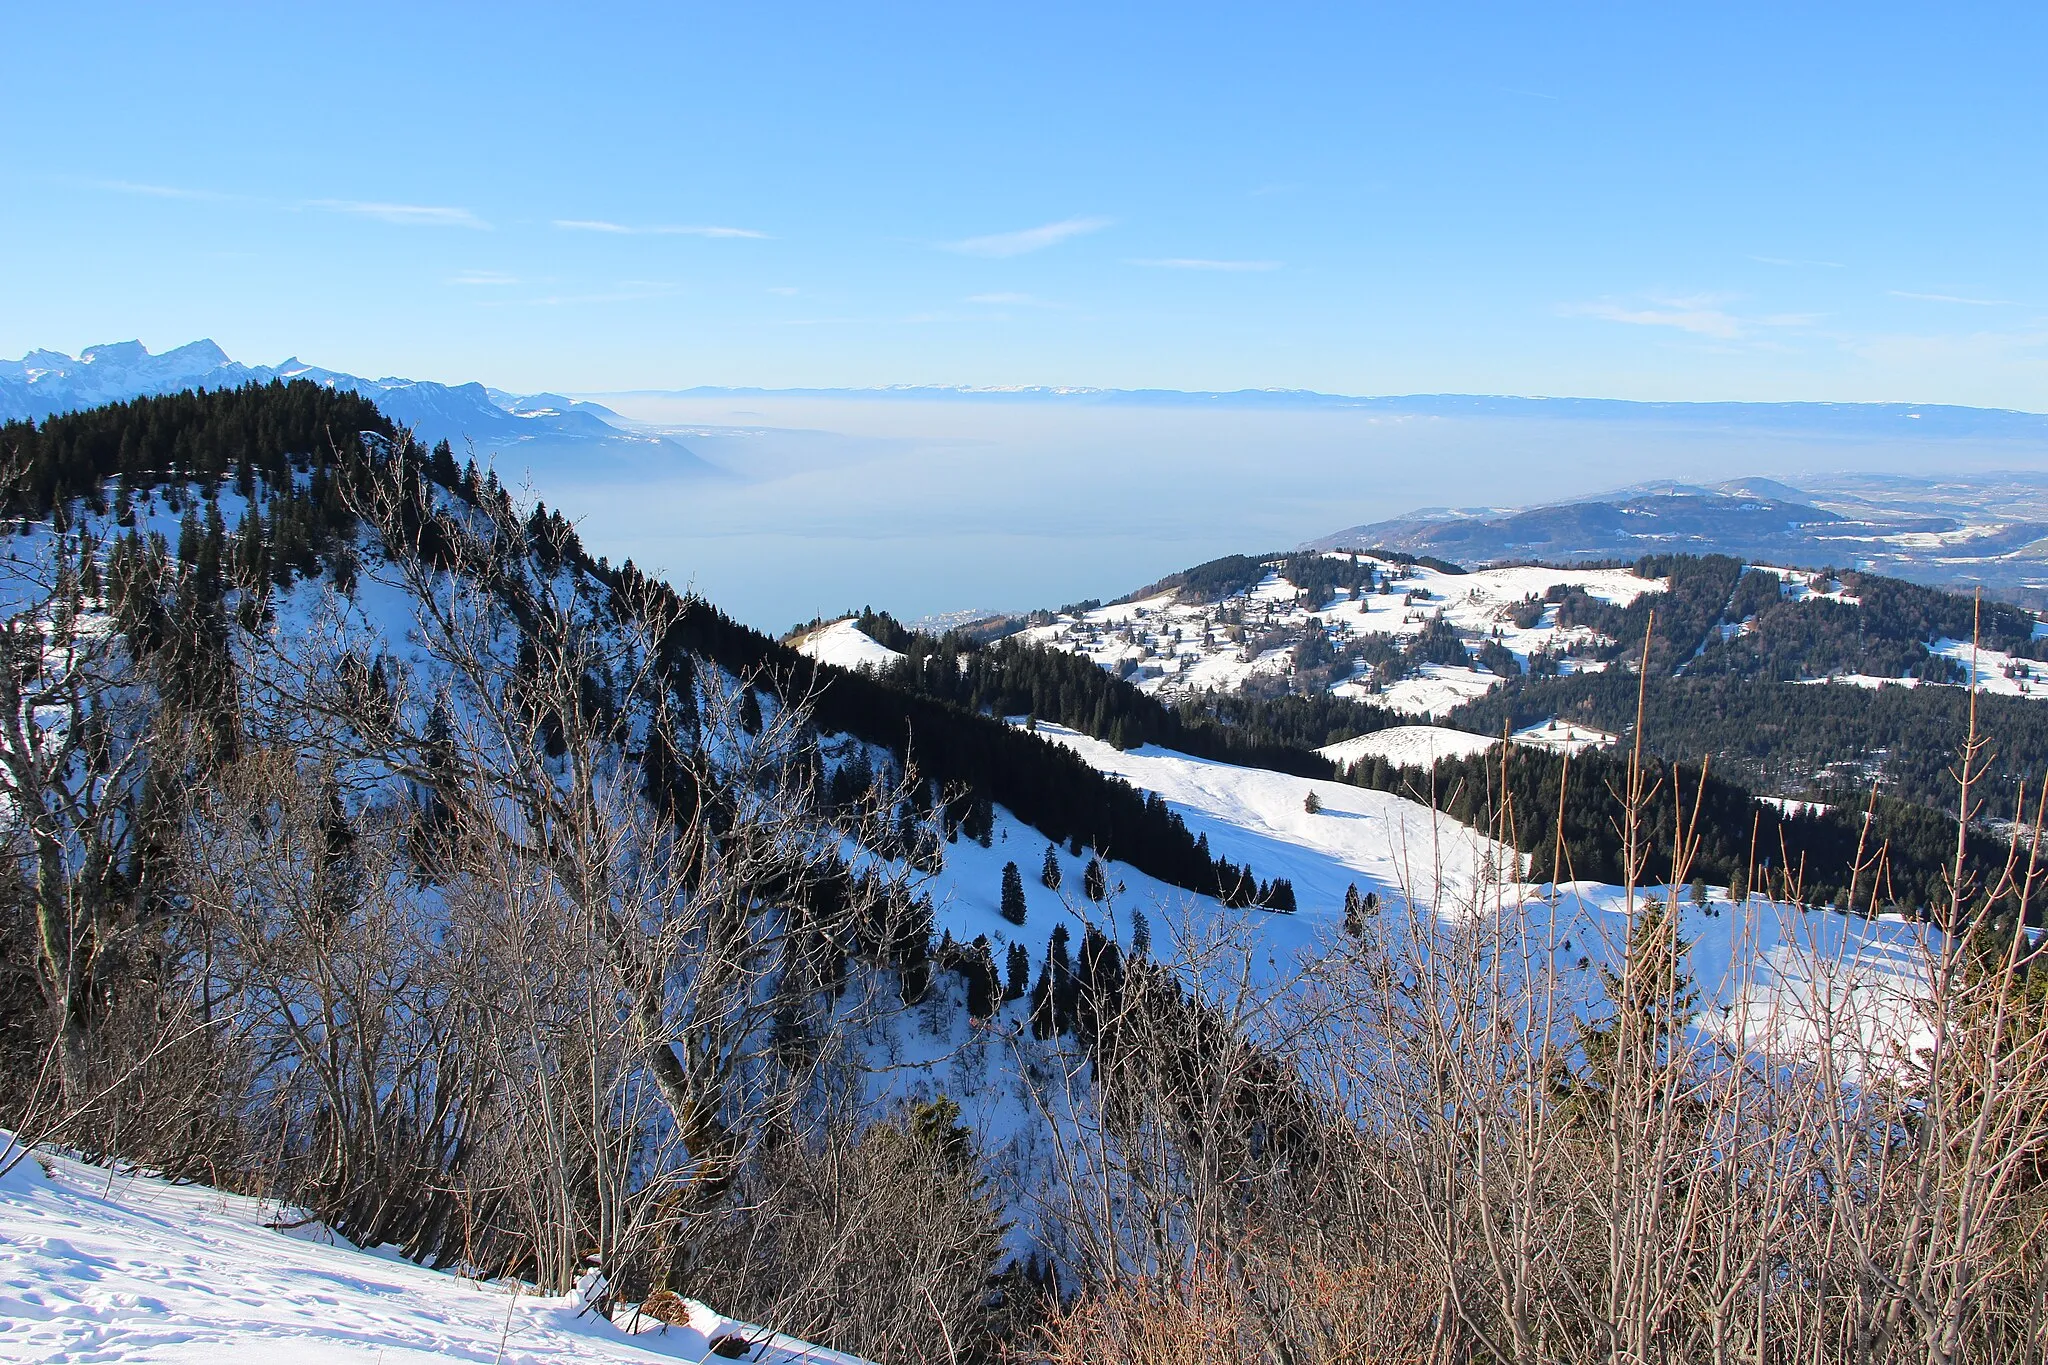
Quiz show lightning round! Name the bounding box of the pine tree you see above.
[1304,790,1322,814]
[964,938,998,1020]
[1083,856,1107,902]
[1049,924,1077,1031]
[1005,942,1031,1000]
[1028,956,1056,1039]
[962,789,994,846]
[429,437,459,489]
[892,894,936,1004]
[1040,843,1062,890]
[1000,861,1028,925]
[1131,908,1151,957]
[1563,898,1700,1117]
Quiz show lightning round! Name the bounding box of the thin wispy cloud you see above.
[554,219,767,239]
[1129,257,1281,272]
[767,285,800,296]
[943,216,1113,257]
[1564,293,1816,342]
[1889,289,2015,307]
[449,270,522,286]
[1570,299,1744,339]
[308,199,490,229]
[1749,254,1845,268]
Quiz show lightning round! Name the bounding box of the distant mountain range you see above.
[1309,474,2048,607]
[1,340,714,477]
[617,384,2048,440]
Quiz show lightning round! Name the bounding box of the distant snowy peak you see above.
[1,338,246,408]
[1,340,714,477]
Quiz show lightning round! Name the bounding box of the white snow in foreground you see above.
[0,1141,866,1365]
[794,619,906,672]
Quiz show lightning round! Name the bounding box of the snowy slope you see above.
[1025,723,1517,922]
[793,619,906,672]
[1023,556,1653,717]
[0,1142,867,1364]
[1019,722,1936,1071]
[1318,725,1500,769]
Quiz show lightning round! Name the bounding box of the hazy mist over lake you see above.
[509,389,2048,632]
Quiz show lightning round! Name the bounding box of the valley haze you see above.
[11,340,2047,629]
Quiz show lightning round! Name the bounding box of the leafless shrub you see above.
[677,1098,1013,1363]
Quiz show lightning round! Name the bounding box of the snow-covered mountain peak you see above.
[77,339,151,365]
[3,339,717,478]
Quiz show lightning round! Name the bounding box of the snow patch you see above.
[794,619,906,672]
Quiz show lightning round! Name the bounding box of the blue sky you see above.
[7,2,2046,406]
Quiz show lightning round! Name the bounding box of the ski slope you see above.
[0,1141,866,1365]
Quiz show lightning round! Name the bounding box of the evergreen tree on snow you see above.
[1005,942,1031,1000]
[1040,843,1062,890]
[999,861,1028,925]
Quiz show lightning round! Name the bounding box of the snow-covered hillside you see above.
[1024,550,2048,726]
[1016,722,1934,1071]
[793,618,906,672]
[0,1142,866,1364]
[1023,555,1657,718]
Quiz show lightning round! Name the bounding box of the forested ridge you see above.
[3,383,1231,900]
[1451,554,2048,810]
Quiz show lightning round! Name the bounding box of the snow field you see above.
[1017,722,1936,1074]
[792,618,906,672]
[1317,725,1500,769]
[0,1141,868,1364]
